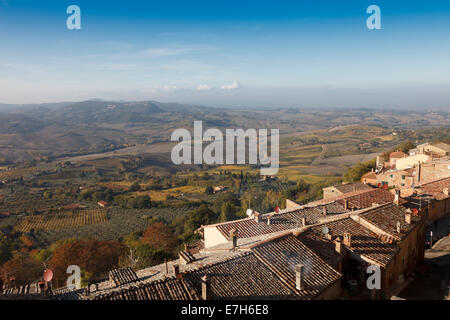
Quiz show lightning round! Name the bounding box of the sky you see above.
[1,0,450,108]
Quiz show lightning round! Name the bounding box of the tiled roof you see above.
[362,172,377,180]
[390,151,407,159]
[359,204,422,240]
[215,203,349,240]
[183,252,299,300]
[109,267,139,286]
[250,234,342,299]
[335,188,405,209]
[297,217,399,267]
[432,142,450,152]
[333,182,373,194]
[90,276,200,300]
[312,188,404,210]
[416,176,450,201]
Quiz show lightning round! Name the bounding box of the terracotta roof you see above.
[215,203,349,240]
[297,217,399,267]
[415,176,450,201]
[333,182,373,194]
[90,276,200,300]
[362,172,377,180]
[250,234,342,299]
[313,188,404,210]
[431,142,450,152]
[359,204,422,240]
[109,267,139,286]
[183,252,299,299]
[390,151,407,159]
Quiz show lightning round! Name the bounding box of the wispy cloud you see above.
[143,44,217,57]
[221,80,240,90]
[196,84,212,90]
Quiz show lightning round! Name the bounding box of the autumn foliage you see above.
[49,239,126,284]
[142,222,177,253]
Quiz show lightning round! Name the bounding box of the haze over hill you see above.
[0,99,448,166]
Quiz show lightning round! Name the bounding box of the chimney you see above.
[295,264,304,290]
[325,230,333,241]
[372,202,379,207]
[323,206,328,216]
[417,162,422,183]
[396,221,402,233]
[405,212,412,224]
[254,211,261,223]
[343,232,352,247]
[344,199,349,210]
[173,264,180,276]
[335,237,342,254]
[301,217,306,227]
[230,229,237,249]
[443,188,449,196]
[394,190,400,205]
[201,275,211,300]
[267,215,272,225]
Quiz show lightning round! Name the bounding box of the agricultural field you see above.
[14,209,108,232]
[0,193,71,214]
[35,206,193,244]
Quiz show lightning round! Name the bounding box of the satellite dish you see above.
[321,226,329,235]
[43,269,53,282]
[274,206,280,213]
[246,209,253,216]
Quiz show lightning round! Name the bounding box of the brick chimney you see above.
[335,237,342,254]
[230,229,237,249]
[343,232,352,247]
[394,190,400,205]
[344,199,349,210]
[201,275,211,300]
[396,221,402,233]
[405,212,411,224]
[295,264,304,290]
[173,264,180,276]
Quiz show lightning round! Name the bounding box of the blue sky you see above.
[1,0,450,108]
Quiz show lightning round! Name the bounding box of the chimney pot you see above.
[254,212,261,223]
[405,212,412,224]
[344,199,349,210]
[230,229,237,249]
[323,206,327,216]
[394,191,400,205]
[267,215,272,225]
[201,275,211,300]
[396,221,402,233]
[343,232,352,247]
[335,237,342,254]
[295,264,304,290]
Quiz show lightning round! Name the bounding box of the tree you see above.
[128,182,141,192]
[49,239,125,285]
[142,222,177,253]
[0,255,42,286]
[0,238,13,265]
[219,202,235,222]
[205,186,214,195]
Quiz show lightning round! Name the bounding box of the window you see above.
[401,175,405,180]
